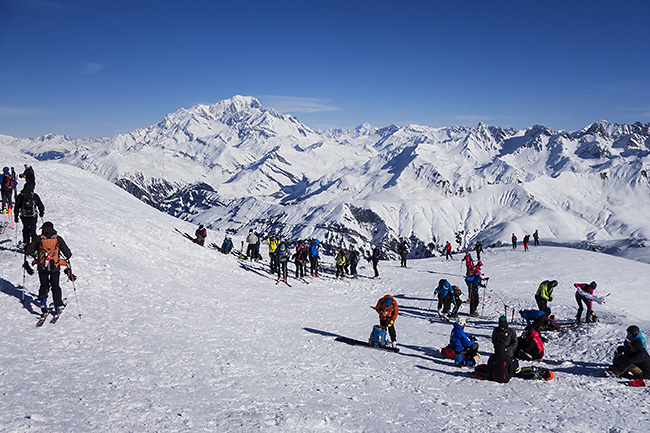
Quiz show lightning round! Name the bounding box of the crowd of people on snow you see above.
[1,164,75,317]
[177,220,648,384]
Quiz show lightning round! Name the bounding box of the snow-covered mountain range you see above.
[3,96,650,260]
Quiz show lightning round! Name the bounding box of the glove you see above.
[549,297,553,301]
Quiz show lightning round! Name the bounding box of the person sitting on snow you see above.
[610,326,650,379]
[515,326,545,361]
[493,315,518,359]
[375,295,398,348]
[449,318,479,367]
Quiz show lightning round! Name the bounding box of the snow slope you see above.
[0,160,649,432]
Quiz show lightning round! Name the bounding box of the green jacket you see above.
[536,281,554,301]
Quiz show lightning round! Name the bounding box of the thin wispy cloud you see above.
[260,96,339,113]
[0,106,44,117]
[82,63,105,75]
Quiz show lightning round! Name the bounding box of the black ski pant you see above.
[535,294,551,315]
[335,264,345,278]
[1,190,12,211]
[469,289,479,315]
[372,259,379,277]
[310,256,319,275]
[278,261,288,281]
[380,319,396,342]
[460,341,479,359]
[575,293,592,322]
[295,260,305,278]
[350,261,358,276]
[38,268,63,308]
[400,252,407,267]
[269,252,278,274]
[20,216,38,246]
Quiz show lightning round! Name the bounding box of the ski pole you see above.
[481,278,489,317]
[424,294,435,319]
[21,255,26,303]
[68,260,82,319]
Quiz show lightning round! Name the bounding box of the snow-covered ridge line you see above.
[2,96,650,260]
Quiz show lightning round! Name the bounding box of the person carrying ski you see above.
[25,221,72,315]
[398,238,408,267]
[375,295,398,347]
[309,239,320,276]
[535,279,557,315]
[610,326,650,378]
[444,242,453,261]
[349,247,360,277]
[276,239,289,282]
[15,188,45,247]
[449,318,479,367]
[492,315,518,359]
[1,167,17,212]
[194,225,207,246]
[474,241,483,261]
[370,246,381,278]
[335,249,347,278]
[515,326,545,361]
[523,234,530,252]
[574,281,598,323]
[19,164,36,192]
[511,233,517,249]
[267,236,280,275]
[465,271,488,317]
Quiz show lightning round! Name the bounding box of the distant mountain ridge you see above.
[2,95,650,258]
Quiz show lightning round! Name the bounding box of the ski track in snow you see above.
[0,161,649,432]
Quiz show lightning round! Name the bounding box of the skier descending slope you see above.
[25,221,72,317]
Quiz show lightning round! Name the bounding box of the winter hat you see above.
[590,281,597,290]
[41,221,56,236]
[498,315,508,329]
[457,317,466,327]
[550,280,558,287]
[627,326,640,337]
[383,297,393,307]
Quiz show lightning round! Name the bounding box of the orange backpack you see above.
[36,235,68,270]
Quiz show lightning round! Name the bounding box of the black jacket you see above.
[14,191,44,221]
[492,325,518,359]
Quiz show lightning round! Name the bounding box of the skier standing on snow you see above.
[349,247,360,277]
[370,246,381,278]
[335,249,347,278]
[293,242,308,279]
[19,164,36,192]
[535,279,557,315]
[25,221,72,315]
[511,233,517,249]
[463,252,474,276]
[267,235,279,275]
[533,229,540,246]
[15,188,45,248]
[194,225,207,246]
[246,229,259,261]
[609,326,650,378]
[474,241,483,261]
[1,167,17,212]
[276,239,289,282]
[375,294,398,348]
[396,239,407,267]
[444,241,453,261]
[523,234,530,252]
[309,239,320,276]
[574,281,598,323]
[465,271,488,317]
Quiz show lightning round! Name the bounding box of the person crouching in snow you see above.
[574,281,597,323]
[609,326,650,379]
[535,279,557,315]
[375,295,398,347]
[194,225,207,246]
[515,326,545,361]
[449,318,479,367]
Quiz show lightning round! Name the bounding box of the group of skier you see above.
[1,164,74,318]
[511,229,540,251]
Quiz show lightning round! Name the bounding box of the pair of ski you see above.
[275,279,291,287]
[335,336,400,353]
[36,299,67,327]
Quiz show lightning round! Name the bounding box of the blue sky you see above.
[1,0,649,138]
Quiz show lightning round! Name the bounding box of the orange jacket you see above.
[375,295,398,322]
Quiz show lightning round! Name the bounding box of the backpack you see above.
[1,174,13,190]
[36,235,68,271]
[22,193,38,218]
[441,346,457,359]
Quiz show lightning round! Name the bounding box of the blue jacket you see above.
[435,280,452,298]
[309,240,319,258]
[629,332,647,350]
[465,273,485,292]
[450,323,472,352]
[521,309,545,323]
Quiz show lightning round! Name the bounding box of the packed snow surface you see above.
[1,161,649,432]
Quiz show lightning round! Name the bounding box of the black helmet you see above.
[590,281,597,289]
[627,325,640,337]
[2,167,8,173]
